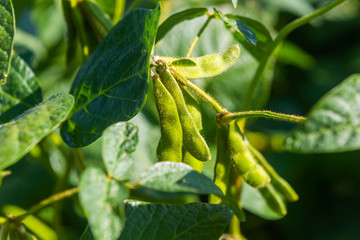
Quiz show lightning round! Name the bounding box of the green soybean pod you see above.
[159,68,211,162]
[182,87,204,172]
[209,123,232,204]
[229,121,270,188]
[153,75,183,162]
[157,44,240,79]
[259,184,287,217]
[247,144,299,201]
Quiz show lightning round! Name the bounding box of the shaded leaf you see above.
[139,161,223,196]
[284,74,360,153]
[0,55,42,124]
[241,182,285,220]
[79,168,128,240]
[119,202,233,240]
[156,8,209,43]
[102,122,138,181]
[0,0,15,85]
[225,14,273,60]
[214,9,257,46]
[60,6,161,147]
[0,93,74,170]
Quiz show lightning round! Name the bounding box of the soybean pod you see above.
[229,121,270,188]
[259,184,287,217]
[210,123,232,204]
[182,87,204,172]
[153,75,183,162]
[247,143,299,202]
[157,64,211,162]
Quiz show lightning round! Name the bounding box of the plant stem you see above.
[219,110,306,123]
[242,0,346,110]
[113,0,125,24]
[186,16,213,58]
[13,188,79,223]
[73,148,87,172]
[126,0,143,13]
[171,70,227,113]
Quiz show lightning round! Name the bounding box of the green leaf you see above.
[119,202,233,240]
[214,9,257,46]
[0,0,15,85]
[0,55,42,124]
[79,168,128,240]
[102,122,138,181]
[60,6,161,148]
[0,93,74,171]
[139,161,223,195]
[225,14,273,60]
[156,8,209,43]
[241,182,285,220]
[284,74,360,153]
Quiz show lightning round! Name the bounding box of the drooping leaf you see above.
[225,14,273,60]
[0,0,15,84]
[241,182,285,220]
[102,122,138,181]
[119,202,233,240]
[79,168,128,240]
[0,55,42,124]
[284,74,360,153]
[214,9,257,46]
[1,205,58,240]
[156,8,209,43]
[158,44,240,79]
[0,93,74,171]
[60,6,161,147]
[139,162,223,196]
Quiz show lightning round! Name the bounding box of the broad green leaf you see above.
[119,202,233,240]
[0,0,15,85]
[284,74,360,153]
[79,168,128,240]
[2,205,57,240]
[214,9,257,46]
[225,14,273,60]
[0,93,74,171]
[139,162,223,196]
[60,6,161,147]
[241,182,285,220]
[0,55,42,124]
[158,44,240,79]
[102,122,138,181]
[156,8,209,43]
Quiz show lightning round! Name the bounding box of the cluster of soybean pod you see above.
[151,44,298,217]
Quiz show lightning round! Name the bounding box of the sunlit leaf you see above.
[156,8,209,43]
[119,202,233,240]
[0,93,74,170]
[284,74,360,153]
[102,122,138,181]
[0,0,15,84]
[60,6,161,147]
[0,55,42,124]
[79,168,128,240]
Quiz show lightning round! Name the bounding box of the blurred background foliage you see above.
[1,0,360,239]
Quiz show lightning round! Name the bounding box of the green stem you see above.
[72,148,87,172]
[219,110,306,123]
[14,188,79,223]
[172,70,227,113]
[186,16,213,58]
[113,0,125,24]
[242,0,346,110]
[126,0,143,13]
